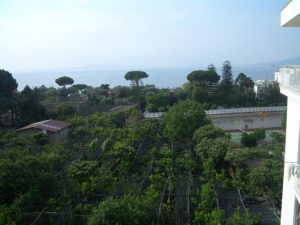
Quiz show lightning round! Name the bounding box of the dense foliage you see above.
[0,67,285,225]
[1,60,286,128]
[0,101,284,225]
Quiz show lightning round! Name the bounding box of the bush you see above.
[226,208,260,225]
[56,104,76,116]
[253,128,266,142]
[241,133,257,148]
[88,195,155,225]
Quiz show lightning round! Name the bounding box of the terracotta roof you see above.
[16,119,69,133]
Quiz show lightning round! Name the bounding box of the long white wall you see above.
[209,111,285,131]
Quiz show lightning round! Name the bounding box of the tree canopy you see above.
[0,69,18,97]
[207,64,216,72]
[186,69,220,103]
[55,76,74,87]
[0,69,18,115]
[163,100,209,141]
[193,124,226,143]
[124,71,149,87]
[187,70,220,86]
[235,73,254,89]
[241,133,258,148]
[221,60,233,86]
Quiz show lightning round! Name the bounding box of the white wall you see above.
[281,0,300,26]
[281,97,300,225]
[209,111,284,131]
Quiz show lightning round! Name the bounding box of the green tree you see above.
[235,73,254,89]
[0,69,18,98]
[87,87,113,106]
[270,132,285,144]
[0,70,18,123]
[72,84,88,91]
[112,86,132,98]
[207,64,216,72]
[146,91,177,112]
[253,128,266,142]
[249,159,283,204]
[163,100,209,142]
[124,71,149,87]
[190,84,209,102]
[56,104,76,117]
[267,81,287,105]
[0,205,16,225]
[187,70,220,85]
[55,76,74,87]
[17,86,46,125]
[233,73,256,107]
[195,137,231,169]
[193,183,224,225]
[187,69,220,102]
[71,84,88,96]
[241,133,257,147]
[225,148,258,167]
[221,60,233,88]
[88,195,155,225]
[0,155,57,206]
[193,124,226,143]
[217,60,234,105]
[67,160,98,180]
[100,83,110,91]
[226,208,260,225]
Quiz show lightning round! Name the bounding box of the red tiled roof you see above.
[16,119,69,133]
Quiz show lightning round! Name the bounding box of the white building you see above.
[279,1,300,223]
[254,80,277,100]
[279,67,300,225]
[274,72,281,82]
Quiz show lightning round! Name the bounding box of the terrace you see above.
[277,66,300,101]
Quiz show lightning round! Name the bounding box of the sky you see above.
[1,0,300,72]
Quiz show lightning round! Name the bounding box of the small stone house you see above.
[16,119,69,142]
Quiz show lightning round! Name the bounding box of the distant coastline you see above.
[14,66,279,90]
[12,56,300,90]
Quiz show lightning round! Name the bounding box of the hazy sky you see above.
[1,0,300,72]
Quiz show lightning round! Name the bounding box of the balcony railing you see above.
[277,66,300,92]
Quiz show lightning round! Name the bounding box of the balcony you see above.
[277,66,300,102]
[281,0,300,27]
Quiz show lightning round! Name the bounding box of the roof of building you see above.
[16,119,69,133]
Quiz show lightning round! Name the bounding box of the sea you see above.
[13,67,277,90]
